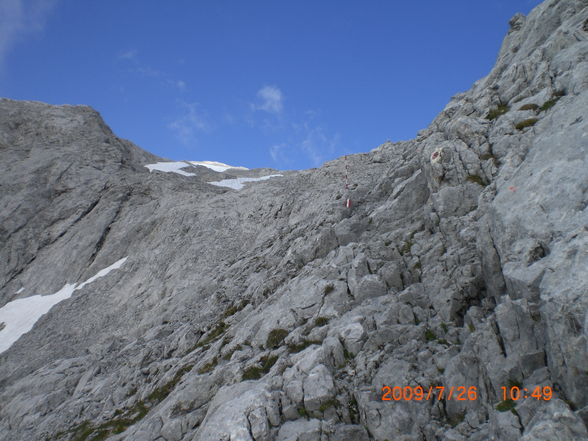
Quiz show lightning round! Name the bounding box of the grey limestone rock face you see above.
[1,0,588,440]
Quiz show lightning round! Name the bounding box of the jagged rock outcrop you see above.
[1,0,587,440]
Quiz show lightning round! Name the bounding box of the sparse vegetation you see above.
[288,339,322,353]
[496,399,516,412]
[146,364,194,403]
[266,328,289,348]
[323,284,335,295]
[242,355,278,380]
[424,329,437,342]
[319,398,338,412]
[242,365,264,380]
[314,316,330,327]
[343,347,355,360]
[466,175,487,186]
[223,344,242,360]
[518,103,539,111]
[60,364,195,440]
[441,322,449,333]
[486,104,510,120]
[400,240,413,255]
[194,321,228,350]
[399,230,419,255]
[197,357,218,374]
[539,98,557,112]
[448,411,466,427]
[515,118,538,130]
[223,300,248,318]
[126,386,138,397]
[468,323,476,332]
[297,407,309,418]
[540,90,565,112]
[348,395,360,423]
[170,400,193,417]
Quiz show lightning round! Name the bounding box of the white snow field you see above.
[0,257,127,354]
[145,161,196,176]
[145,160,282,190]
[188,161,248,172]
[209,174,283,190]
[145,160,248,176]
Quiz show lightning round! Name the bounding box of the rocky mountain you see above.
[1,0,587,440]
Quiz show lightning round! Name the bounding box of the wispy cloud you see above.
[117,49,186,89]
[168,79,186,91]
[117,49,137,60]
[167,102,210,145]
[268,120,339,168]
[252,85,283,114]
[0,0,56,72]
[269,143,288,163]
[299,123,339,167]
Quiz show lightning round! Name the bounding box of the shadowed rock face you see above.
[1,1,587,440]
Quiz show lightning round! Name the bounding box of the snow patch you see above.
[0,257,128,354]
[189,161,248,172]
[209,174,283,190]
[16,287,24,294]
[77,257,127,290]
[145,161,195,176]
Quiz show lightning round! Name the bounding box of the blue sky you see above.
[1,0,541,170]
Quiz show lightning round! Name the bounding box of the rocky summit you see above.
[1,1,588,440]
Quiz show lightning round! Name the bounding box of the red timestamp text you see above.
[381,385,478,402]
[501,386,552,401]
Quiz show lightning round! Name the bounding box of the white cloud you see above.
[135,65,161,78]
[269,123,339,168]
[300,124,339,167]
[118,49,137,60]
[168,79,186,91]
[118,50,186,92]
[168,102,210,145]
[253,85,283,114]
[0,0,56,71]
[269,143,288,163]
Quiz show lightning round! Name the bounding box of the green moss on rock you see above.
[424,329,437,342]
[266,328,289,348]
[518,103,539,111]
[496,399,516,412]
[314,316,330,327]
[319,399,338,412]
[242,354,278,380]
[191,321,228,352]
[288,339,322,353]
[515,118,538,130]
[197,357,218,374]
[466,175,487,186]
[486,104,510,120]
